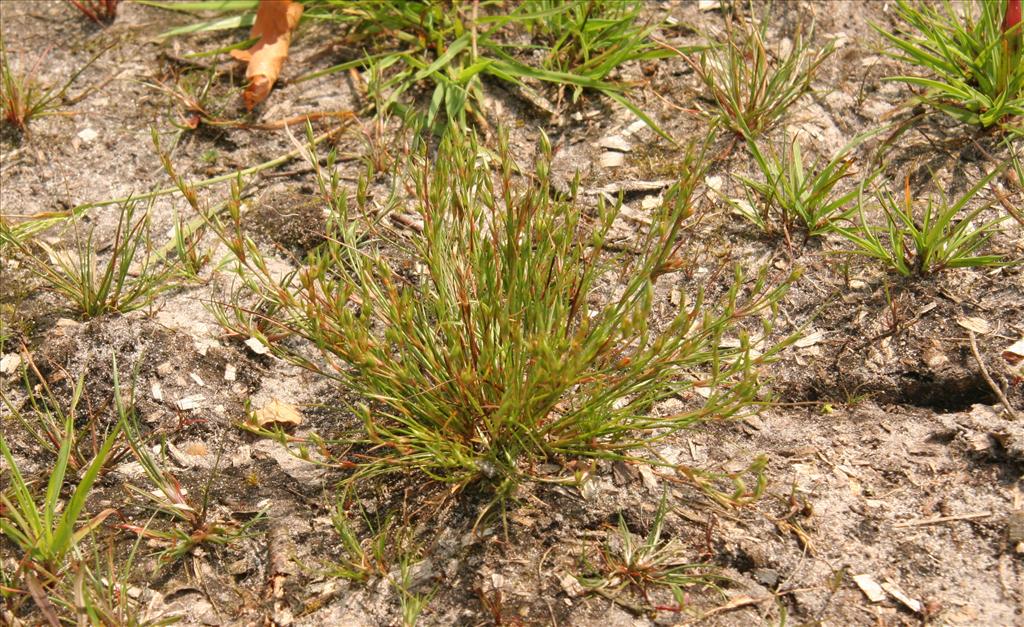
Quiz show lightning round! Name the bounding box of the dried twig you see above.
[893,510,993,528]
[969,330,1019,420]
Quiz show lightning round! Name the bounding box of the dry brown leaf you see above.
[230,0,303,110]
[255,398,303,429]
[1003,338,1024,366]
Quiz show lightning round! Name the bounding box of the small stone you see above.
[77,128,98,142]
[753,568,779,588]
[224,364,237,381]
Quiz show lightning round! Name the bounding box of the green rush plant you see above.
[876,0,1024,133]
[731,133,867,239]
[835,166,1009,276]
[330,503,434,624]
[15,201,170,319]
[575,493,721,613]
[315,0,671,134]
[197,126,796,507]
[688,17,835,138]
[3,361,122,473]
[0,411,121,579]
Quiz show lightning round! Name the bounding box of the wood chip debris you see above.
[795,330,825,348]
[0,353,22,374]
[636,464,659,492]
[881,579,922,614]
[598,151,625,168]
[244,336,270,355]
[893,511,992,528]
[1003,338,1024,366]
[585,179,674,196]
[597,135,631,152]
[176,394,204,411]
[852,574,885,602]
[956,315,991,335]
[224,363,237,381]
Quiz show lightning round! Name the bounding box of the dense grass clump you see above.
[206,128,794,503]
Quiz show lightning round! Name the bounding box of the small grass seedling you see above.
[576,494,722,614]
[0,39,103,137]
[15,201,170,319]
[876,0,1024,133]
[330,501,435,625]
[836,167,1009,276]
[3,357,132,473]
[519,1,667,77]
[688,17,835,138]
[121,396,263,563]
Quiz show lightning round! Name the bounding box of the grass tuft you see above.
[688,17,835,138]
[876,0,1024,133]
[835,166,1010,275]
[190,124,795,509]
[729,131,876,240]
[13,201,170,319]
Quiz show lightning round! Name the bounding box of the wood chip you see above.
[0,353,22,374]
[176,395,204,411]
[597,135,631,152]
[795,330,825,348]
[1003,338,1024,366]
[881,579,922,614]
[224,364,237,381]
[637,464,659,492]
[956,316,991,335]
[598,151,625,168]
[245,337,270,355]
[853,574,886,602]
[587,179,674,195]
